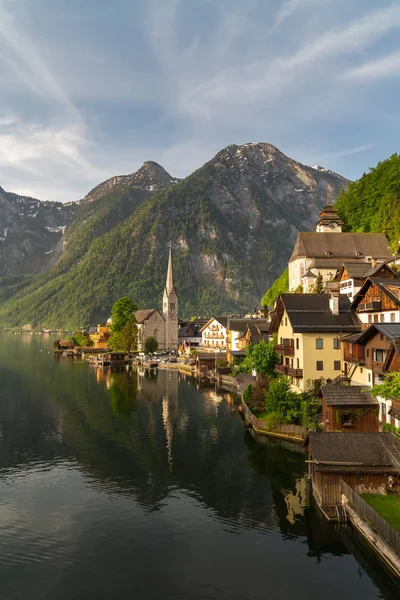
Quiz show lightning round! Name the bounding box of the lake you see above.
[0,334,398,599]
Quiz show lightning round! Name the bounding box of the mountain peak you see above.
[82,161,178,204]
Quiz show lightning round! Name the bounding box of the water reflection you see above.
[0,335,399,599]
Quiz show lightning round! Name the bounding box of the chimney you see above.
[329,293,339,316]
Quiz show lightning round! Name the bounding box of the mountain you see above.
[0,187,77,275]
[0,143,348,329]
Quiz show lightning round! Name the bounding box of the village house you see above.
[89,322,111,348]
[237,320,270,351]
[270,293,360,393]
[382,339,400,428]
[306,432,400,510]
[200,317,228,350]
[225,317,270,362]
[288,204,392,293]
[336,262,396,301]
[342,323,400,426]
[351,277,400,328]
[321,384,379,432]
[178,323,203,353]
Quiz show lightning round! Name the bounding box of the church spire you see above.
[165,242,175,296]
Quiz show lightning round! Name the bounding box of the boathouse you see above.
[306,432,400,510]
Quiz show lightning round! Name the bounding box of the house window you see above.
[391,313,395,322]
[379,314,384,323]
[368,373,371,383]
[380,333,384,341]
[341,413,352,425]
[297,358,300,368]
[334,361,341,371]
[296,338,299,350]
[360,368,363,373]
[316,338,323,349]
[373,314,379,323]
[381,402,386,417]
[170,302,175,310]
[368,314,372,323]
[375,349,384,362]
[333,338,340,349]
[316,361,323,371]
[285,317,288,326]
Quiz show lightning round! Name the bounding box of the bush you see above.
[265,376,300,421]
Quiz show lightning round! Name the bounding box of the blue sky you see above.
[0,0,399,202]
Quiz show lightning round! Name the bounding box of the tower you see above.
[163,243,178,350]
[315,203,344,232]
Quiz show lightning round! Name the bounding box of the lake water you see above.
[0,334,399,599]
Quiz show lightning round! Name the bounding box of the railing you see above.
[287,367,303,378]
[358,301,382,312]
[275,344,295,356]
[275,364,287,375]
[340,480,400,556]
[371,360,384,374]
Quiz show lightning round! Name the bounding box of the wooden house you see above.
[336,261,396,301]
[307,432,400,511]
[321,385,379,432]
[382,339,400,428]
[352,277,400,329]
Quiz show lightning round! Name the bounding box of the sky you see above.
[0,0,399,202]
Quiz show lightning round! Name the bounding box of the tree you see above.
[312,272,324,294]
[243,376,270,413]
[251,339,279,377]
[109,316,138,352]
[265,376,300,421]
[372,372,400,399]
[68,332,93,347]
[111,297,137,332]
[145,336,159,353]
[261,268,289,307]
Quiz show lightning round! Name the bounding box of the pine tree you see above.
[312,272,324,294]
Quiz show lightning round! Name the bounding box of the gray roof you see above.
[352,277,400,309]
[290,232,391,263]
[178,324,202,338]
[135,309,162,324]
[270,294,361,334]
[340,262,372,279]
[356,323,400,345]
[322,385,378,406]
[308,432,400,470]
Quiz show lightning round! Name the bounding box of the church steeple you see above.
[163,243,178,350]
[165,242,176,296]
[315,203,344,232]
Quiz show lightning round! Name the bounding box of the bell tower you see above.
[163,243,178,350]
[315,203,344,232]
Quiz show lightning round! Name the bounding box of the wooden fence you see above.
[340,480,400,556]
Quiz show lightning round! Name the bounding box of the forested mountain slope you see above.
[0,143,348,328]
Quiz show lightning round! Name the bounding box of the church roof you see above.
[289,232,391,263]
[135,309,163,324]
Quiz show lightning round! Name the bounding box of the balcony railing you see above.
[358,301,382,312]
[275,364,287,375]
[275,344,295,356]
[372,360,384,375]
[287,367,303,378]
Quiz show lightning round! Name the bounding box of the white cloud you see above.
[0,114,19,126]
[343,50,400,81]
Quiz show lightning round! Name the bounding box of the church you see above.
[135,244,179,351]
[288,204,392,292]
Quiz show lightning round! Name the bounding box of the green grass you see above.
[361,494,400,532]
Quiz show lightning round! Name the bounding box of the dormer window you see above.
[325,251,332,256]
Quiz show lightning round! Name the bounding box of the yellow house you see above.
[270,293,360,393]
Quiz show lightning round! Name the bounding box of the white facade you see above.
[201,319,228,350]
[357,310,400,326]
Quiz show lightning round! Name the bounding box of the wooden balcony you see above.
[275,364,287,375]
[275,344,295,356]
[358,301,382,312]
[372,361,384,375]
[287,367,303,378]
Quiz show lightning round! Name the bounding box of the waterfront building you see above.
[178,323,202,353]
[89,323,111,348]
[306,432,400,510]
[200,317,228,350]
[134,244,179,351]
[288,204,391,292]
[270,293,360,392]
